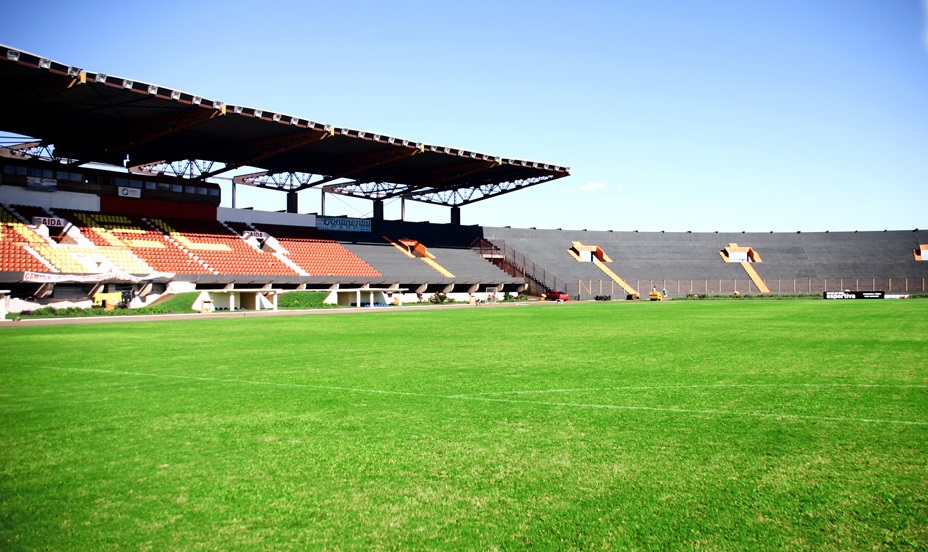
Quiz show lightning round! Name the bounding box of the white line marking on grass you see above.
[51,367,433,398]
[458,383,928,397]
[451,395,928,426]
[51,368,928,426]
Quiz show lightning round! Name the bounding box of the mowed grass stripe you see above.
[48,366,928,426]
[2,300,927,550]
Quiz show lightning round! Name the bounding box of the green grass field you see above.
[2,300,926,550]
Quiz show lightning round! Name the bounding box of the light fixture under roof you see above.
[67,66,80,77]
[272,113,282,122]
[123,80,133,89]
[192,96,202,105]
[233,105,243,114]
[170,90,181,100]
[95,73,107,83]
[6,50,19,61]
[254,109,263,118]
[38,58,51,69]
[148,84,158,94]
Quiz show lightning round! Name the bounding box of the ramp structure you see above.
[719,243,769,293]
[569,242,637,295]
[384,237,455,278]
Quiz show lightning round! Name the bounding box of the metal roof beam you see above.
[129,159,221,179]
[233,171,322,192]
[1,46,572,205]
[200,126,335,179]
[0,72,85,107]
[312,144,424,186]
[60,105,225,165]
[405,174,567,207]
[415,159,498,189]
[322,159,498,201]
[321,181,411,200]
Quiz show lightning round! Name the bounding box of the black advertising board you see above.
[823,291,885,300]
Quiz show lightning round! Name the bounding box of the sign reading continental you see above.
[317,216,371,233]
[823,291,884,300]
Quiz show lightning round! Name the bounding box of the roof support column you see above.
[287,190,298,214]
[450,206,461,227]
[373,200,384,224]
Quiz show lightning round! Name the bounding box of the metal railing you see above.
[471,239,567,296]
[577,277,928,298]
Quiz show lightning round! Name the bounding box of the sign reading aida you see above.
[823,291,885,300]
[32,216,67,227]
[317,216,371,233]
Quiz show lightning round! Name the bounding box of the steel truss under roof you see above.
[0,44,570,209]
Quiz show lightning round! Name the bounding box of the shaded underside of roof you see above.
[0,45,569,206]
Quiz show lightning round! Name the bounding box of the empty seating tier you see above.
[57,210,212,275]
[1,205,55,272]
[251,224,381,278]
[151,218,299,276]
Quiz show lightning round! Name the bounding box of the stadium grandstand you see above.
[1,44,927,314]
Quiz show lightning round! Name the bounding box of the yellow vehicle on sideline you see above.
[648,290,663,301]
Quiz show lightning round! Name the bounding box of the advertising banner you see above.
[317,216,371,233]
[823,291,884,300]
[22,271,175,284]
[26,176,57,191]
[118,187,142,198]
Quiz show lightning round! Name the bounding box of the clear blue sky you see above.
[4,1,927,232]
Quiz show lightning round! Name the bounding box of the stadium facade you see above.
[2,45,926,314]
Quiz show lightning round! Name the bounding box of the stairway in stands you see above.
[592,258,638,295]
[384,236,454,278]
[740,262,770,293]
[570,241,638,295]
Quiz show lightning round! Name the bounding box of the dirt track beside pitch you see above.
[1,300,565,327]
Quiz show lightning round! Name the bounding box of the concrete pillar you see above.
[0,290,9,322]
[373,200,384,223]
[450,206,461,227]
[287,190,298,213]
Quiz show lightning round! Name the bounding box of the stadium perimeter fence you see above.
[576,277,928,298]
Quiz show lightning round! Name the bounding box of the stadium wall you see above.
[0,187,99,212]
[476,226,928,298]
[218,207,316,227]
[101,196,216,220]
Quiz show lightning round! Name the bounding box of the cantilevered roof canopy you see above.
[0,45,569,207]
